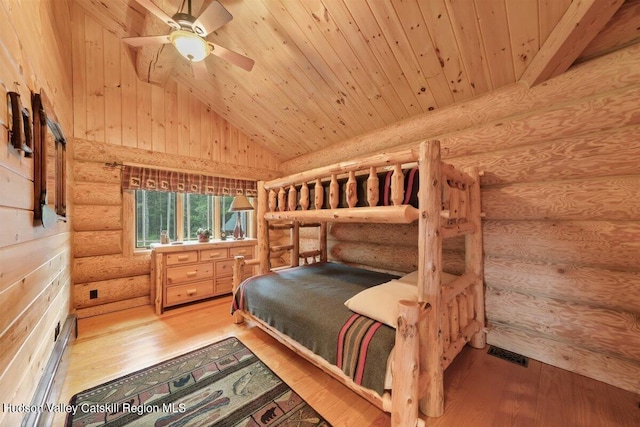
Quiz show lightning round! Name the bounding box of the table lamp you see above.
[229,195,254,239]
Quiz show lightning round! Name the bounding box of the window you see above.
[32,91,67,227]
[135,191,177,247]
[135,190,252,248]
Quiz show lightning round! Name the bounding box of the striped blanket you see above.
[233,262,397,394]
[337,314,386,387]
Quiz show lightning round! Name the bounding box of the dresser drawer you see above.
[166,264,213,285]
[229,246,254,259]
[215,276,233,295]
[200,248,228,261]
[166,251,198,265]
[165,280,214,306]
[215,259,235,277]
[215,260,255,278]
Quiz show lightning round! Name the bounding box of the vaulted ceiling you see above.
[74,0,640,162]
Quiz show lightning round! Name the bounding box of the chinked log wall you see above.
[70,6,279,318]
[291,43,640,395]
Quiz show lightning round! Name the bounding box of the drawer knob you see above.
[187,289,197,296]
[186,271,197,278]
[177,255,190,261]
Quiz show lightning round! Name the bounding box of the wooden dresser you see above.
[151,239,256,314]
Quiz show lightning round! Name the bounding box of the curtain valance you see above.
[122,165,257,197]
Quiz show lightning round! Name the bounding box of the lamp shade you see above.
[229,195,254,211]
[170,30,210,62]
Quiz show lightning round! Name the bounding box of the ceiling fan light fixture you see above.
[170,30,210,62]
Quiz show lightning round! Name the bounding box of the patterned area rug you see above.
[65,337,331,426]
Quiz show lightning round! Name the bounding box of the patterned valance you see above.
[122,166,257,197]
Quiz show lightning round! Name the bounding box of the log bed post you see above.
[319,222,327,262]
[315,178,328,262]
[465,166,486,348]
[392,300,422,427]
[292,221,300,267]
[257,181,270,274]
[418,140,444,417]
[232,255,246,324]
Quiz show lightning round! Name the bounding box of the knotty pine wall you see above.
[292,43,640,395]
[0,0,73,424]
[69,5,279,318]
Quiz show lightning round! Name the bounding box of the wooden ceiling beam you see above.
[132,11,177,86]
[520,0,624,88]
[134,44,177,86]
[578,0,640,61]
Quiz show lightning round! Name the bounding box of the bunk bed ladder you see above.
[267,221,295,268]
[267,220,327,267]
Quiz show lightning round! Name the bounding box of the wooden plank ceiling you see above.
[73,0,638,163]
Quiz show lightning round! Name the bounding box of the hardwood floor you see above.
[54,296,639,426]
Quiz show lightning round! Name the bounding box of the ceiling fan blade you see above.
[191,60,210,79]
[135,0,180,29]
[122,35,171,47]
[208,42,255,71]
[193,1,232,36]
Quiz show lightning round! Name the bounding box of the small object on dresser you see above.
[220,230,227,240]
[197,227,211,242]
[160,230,169,244]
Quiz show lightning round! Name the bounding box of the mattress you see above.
[233,262,398,394]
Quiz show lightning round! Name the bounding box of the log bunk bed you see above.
[231,140,485,427]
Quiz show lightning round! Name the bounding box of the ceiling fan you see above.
[122,0,254,78]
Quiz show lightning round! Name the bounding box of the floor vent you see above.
[487,346,529,367]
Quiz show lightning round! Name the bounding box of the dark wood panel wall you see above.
[294,43,640,395]
[69,5,280,318]
[0,0,73,424]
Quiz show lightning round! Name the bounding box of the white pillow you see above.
[397,270,458,286]
[397,270,419,284]
[344,280,418,328]
[344,272,459,328]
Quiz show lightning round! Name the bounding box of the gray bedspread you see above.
[233,262,398,395]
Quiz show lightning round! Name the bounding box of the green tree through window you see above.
[135,190,251,248]
[136,191,176,248]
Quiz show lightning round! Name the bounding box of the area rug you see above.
[65,337,331,426]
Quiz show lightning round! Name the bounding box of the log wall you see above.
[69,5,279,318]
[0,0,73,424]
[291,43,640,394]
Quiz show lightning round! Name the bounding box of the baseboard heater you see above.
[22,314,77,427]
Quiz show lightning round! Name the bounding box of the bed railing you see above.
[260,142,476,233]
[263,147,421,224]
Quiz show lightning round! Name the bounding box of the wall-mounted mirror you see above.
[32,90,67,227]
